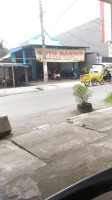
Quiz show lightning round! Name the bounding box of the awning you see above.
[0,63,30,68]
[99,0,112,3]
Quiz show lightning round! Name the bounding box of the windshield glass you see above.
[92,65,103,69]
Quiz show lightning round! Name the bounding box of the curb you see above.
[0,90,39,97]
[68,106,112,121]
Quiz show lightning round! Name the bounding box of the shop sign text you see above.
[35,48,85,62]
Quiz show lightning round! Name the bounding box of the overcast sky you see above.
[0,0,100,49]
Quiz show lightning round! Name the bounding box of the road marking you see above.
[33,124,49,131]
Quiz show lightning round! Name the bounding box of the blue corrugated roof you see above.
[10,46,23,54]
[0,63,30,68]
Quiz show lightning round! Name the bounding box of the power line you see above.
[44,0,110,42]
[66,31,108,48]
[97,18,112,25]
[45,0,79,36]
[65,20,102,33]
[45,0,112,38]
[76,18,112,32]
[91,19,112,28]
[52,0,79,27]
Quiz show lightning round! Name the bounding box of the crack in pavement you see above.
[11,140,44,161]
[67,119,102,133]
[75,124,102,133]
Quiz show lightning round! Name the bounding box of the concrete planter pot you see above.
[77,103,93,113]
[0,115,11,138]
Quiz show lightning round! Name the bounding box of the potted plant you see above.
[73,84,93,113]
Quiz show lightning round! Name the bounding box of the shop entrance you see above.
[36,61,78,80]
[47,62,60,79]
[36,62,60,80]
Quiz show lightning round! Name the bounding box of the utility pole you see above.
[39,0,48,84]
[11,58,15,87]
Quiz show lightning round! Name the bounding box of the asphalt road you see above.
[0,83,112,136]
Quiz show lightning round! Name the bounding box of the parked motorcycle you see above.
[53,73,61,80]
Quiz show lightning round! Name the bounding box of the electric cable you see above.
[66,31,108,48]
[51,0,79,27]
[91,18,112,28]
[44,0,80,38]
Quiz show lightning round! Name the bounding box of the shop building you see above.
[0,55,30,87]
[9,31,87,84]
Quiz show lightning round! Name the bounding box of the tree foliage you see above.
[0,39,9,58]
[78,66,89,75]
[73,84,91,104]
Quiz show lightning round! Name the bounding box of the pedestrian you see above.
[107,70,111,81]
[1,79,6,87]
[53,72,57,80]
[73,72,76,79]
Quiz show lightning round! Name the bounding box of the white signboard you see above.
[108,41,112,57]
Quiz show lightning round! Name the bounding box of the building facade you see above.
[54,2,112,68]
[9,32,87,84]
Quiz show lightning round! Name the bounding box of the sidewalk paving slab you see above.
[68,107,112,132]
[1,106,112,199]
[11,123,106,160]
[11,120,112,199]
[0,140,45,200]
[11,108,112,199]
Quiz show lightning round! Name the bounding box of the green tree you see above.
[78,66,88,75]
[0,39,8,58]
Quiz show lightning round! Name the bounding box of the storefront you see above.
[10,33,86,82]
[34,46,86,79]
[0,56,30,87]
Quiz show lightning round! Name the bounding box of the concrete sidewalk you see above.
[1,107,112,199]
[0,80,80,97]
